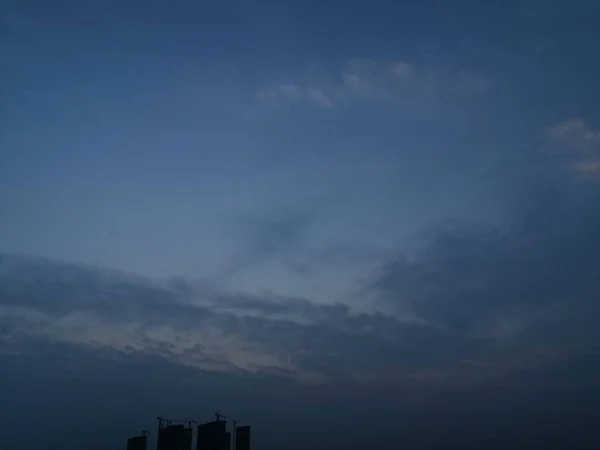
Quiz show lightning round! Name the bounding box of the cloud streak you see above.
[545,118,600,178]
[256,59,490,110]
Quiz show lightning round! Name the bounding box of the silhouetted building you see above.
[197,420,229,450]
[157,424,193,450]
[235,426,250,450]
[225,432,231,450]
[127,434,148,450]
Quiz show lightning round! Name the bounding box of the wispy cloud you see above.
[305,87,335,108]
[256,59,490,110]
[544,118,600,178]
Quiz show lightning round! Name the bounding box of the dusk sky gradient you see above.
[2,0,600,449]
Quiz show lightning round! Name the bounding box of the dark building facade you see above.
[197,420,229,450]
[224,432,231,450]
[127,434,148,450]
[235,426,251,450]
[157,424,193,450]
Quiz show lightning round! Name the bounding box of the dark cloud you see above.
[4,181,600,389]
[215,208,317,279]
[240,209,315,258]
[2,182,600,448]
[1,252,471,386]
[218,206,389,281]
[370,182,600,364]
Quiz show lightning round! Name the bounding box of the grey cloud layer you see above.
[369,183,600,365]
[1,253,471,385]
[2,147,599,389]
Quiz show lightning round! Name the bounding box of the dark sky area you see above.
[2,0,600,449]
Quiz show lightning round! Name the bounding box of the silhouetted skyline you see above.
[126,414,249,450]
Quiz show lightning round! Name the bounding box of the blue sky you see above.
[2,0,600,449]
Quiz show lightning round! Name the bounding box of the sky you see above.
[1,0,600,448]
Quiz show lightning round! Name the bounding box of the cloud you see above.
[545,118,600,178]
[545,118,600,153]
[392,61,415,78]
[215,208,394,306]
[4,245,565,391]
[256,59,490,110]
[1,253,469,386]
[217,208,316,279]
[256,84,304,105]
[574,159,600,175]
[3,181,599,391]
[368,183,600,361]
[306,87,335,108]
[256,84,335,109]
[3,271,600,450]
